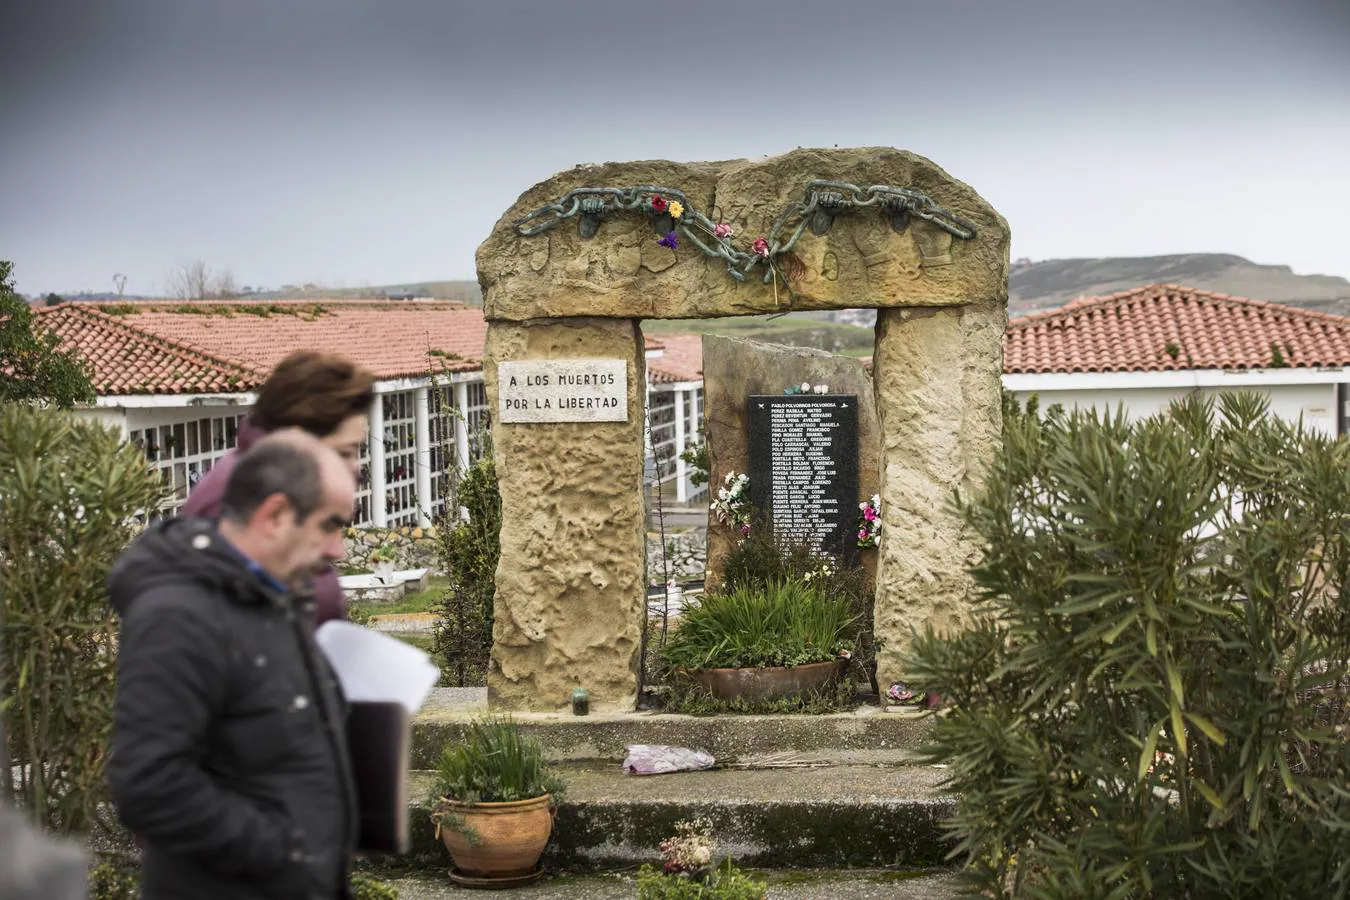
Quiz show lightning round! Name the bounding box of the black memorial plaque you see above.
[747,394,859,558]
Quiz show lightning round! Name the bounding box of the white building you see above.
[39,299,707,524]
[1003,284,1350,435]
[44,284,1345,527]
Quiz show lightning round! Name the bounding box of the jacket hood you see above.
[108,517,270,617]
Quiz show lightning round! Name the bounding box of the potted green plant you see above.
[429,717,565,887]
[662,578,856,702]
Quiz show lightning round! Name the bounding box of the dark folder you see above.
[346,700,411,854]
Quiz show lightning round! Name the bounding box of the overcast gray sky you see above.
[3,0,1348,296]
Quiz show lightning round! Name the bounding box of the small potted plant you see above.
[369,545,397,584]
[430,717,566,887]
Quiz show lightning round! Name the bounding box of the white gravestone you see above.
[498,359,629,424]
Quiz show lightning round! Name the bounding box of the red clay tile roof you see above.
[47,285,1343,394]
[35,305,265,394]
[648,333,704,384]
[37,299,486,395]
[1005,284,1350,374]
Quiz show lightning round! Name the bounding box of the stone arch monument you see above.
[475,147,1009,711]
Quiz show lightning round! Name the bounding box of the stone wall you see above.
[646,529,707,585]
[343,525,441,573]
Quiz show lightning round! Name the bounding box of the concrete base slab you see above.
[411,690,934,768]
[340,568,430,603]
[379,869,962,899]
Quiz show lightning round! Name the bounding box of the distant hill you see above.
[1009,254,1350,317]
[42,254,1350,334]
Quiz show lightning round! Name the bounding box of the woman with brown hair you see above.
[181,349,376,625]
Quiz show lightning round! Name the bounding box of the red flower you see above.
[651,195,668,213]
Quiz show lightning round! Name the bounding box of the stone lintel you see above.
[478,147,1009,323]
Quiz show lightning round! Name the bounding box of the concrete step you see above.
[411,689,934,769]
[399,761,955,871]
[377,868,963,899]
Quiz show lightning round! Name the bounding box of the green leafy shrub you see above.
[663,579,856,670]
[350,872,399,900]
[1,405,166,835]
[431,432,498,686]
[636,860,767,899]
[678,435,709,488]
[430,717,565,808]
[720,522,875,670]
[907,392,1350,898]
[0,259,95,408]
[88,858,139,899]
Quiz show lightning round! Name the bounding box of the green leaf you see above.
[1171,701,1188,758]
[1193,779,1225,811]
[1137,719,1165,782]
[1166,658,1185,707]
[1184,711,1226,747]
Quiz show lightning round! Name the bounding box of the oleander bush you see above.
[1,404,166,836]
[907,392,1350,898]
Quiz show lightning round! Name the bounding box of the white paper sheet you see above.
[315,620,440,715]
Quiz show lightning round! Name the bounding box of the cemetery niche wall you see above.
[477,147,1010,711]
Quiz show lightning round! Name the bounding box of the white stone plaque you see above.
[497,359,628,423]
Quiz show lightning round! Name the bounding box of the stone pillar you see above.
[414,386,432,527]
[484,317,647,711]
[871,301,1005,690]
[368,392,387,528]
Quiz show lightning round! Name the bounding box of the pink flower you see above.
[752,237,770,258]
[858,528,869,540]
[740,523,751,536]
[864,508,877,522]
[714,223,733,238]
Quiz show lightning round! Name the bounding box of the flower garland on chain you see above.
[856,493,882,548]
[644,191,796,305]
[648,194,762,261]
[709,471,752,540]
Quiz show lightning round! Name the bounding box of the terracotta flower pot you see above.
[438,794,554,879]
[690,659,840,702]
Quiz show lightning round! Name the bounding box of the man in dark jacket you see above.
[107,430,360,900]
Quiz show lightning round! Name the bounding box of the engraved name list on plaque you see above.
[747,394,860,559]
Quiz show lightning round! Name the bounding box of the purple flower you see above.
[658,231,679,250]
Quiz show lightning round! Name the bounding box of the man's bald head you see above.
[218,428,356,584]
[220,429,344,525]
